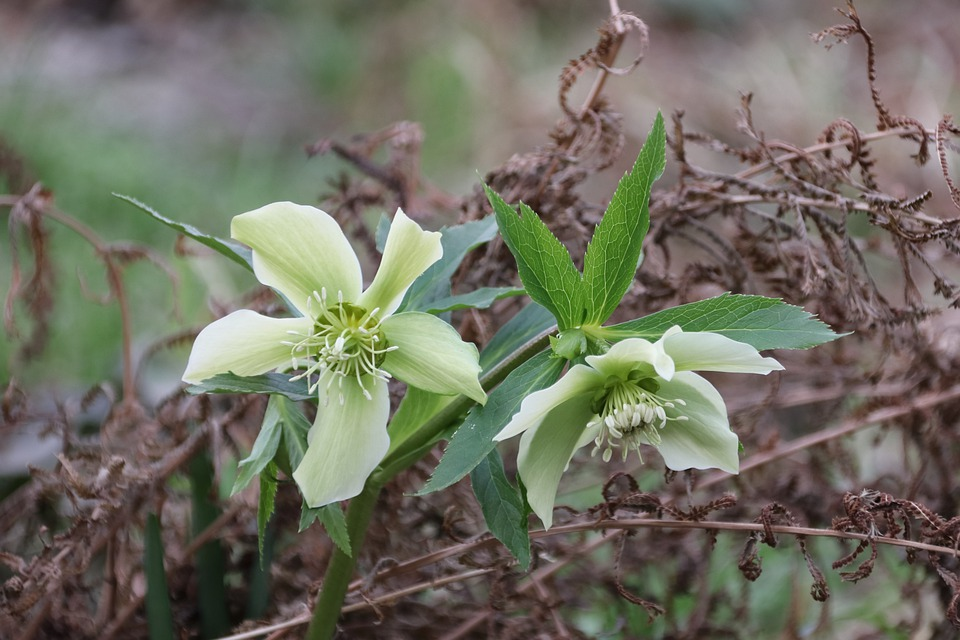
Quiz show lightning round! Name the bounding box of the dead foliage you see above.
[4,2,960,638]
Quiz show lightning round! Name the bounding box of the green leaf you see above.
[246,520,274,618]
[299,502,352,556]
[144,512,175,640]
[186,372,314,402]
[471,448,531,570]
[422,286,525,313]
[114,193,253,271]
[375,212,391,253]
[231,396,284,495]
[606,293,844,350]
[258,464,278,569]
[418,349,565,494]
[279,398,311,474]
[190,453,230,638]
[582,112,666,325]
[479,302,556,370]
[386,387,455,458]
[485,185,585,330]
[400,215,500,313]
[385,302,556,464]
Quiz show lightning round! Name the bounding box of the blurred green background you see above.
[1,0,958,396]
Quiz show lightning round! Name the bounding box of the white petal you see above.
[493,365,602,442]
[182,310,312,384]
[516,394,596,530]
[357,209,442,317]
[231,202,363,316]
[292,377,391,507]
[381,312,486,404]
[661,328,784,374]
[653,372,740,474]
[586,337,675,381]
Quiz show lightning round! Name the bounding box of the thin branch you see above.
[702,383,960,488]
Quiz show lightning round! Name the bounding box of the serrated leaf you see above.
[607,293,844,350]
[279,398,311,472]
[485,185,585,330]
[582,112,666,325]
[186,372,314,402]
[479,302,556,370]
[385,303,555,466]
[418,349,565,494]
[423,286,525,313]
[471,448,531,570]
[231,396,284,495]
[299,502,352,556]
[258,464,278,569]
[399,215,500,313]
[114,193,253,271]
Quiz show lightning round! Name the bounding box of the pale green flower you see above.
[493,326,783,528]
[183,202,486,507]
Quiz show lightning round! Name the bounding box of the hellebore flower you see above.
[183,202,486,507]
[493,326,782,528]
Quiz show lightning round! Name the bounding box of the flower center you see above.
[287,289,396,402]
[588,376,688,463]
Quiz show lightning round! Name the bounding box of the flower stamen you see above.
[287,289,397,403]
[589,379,688,463]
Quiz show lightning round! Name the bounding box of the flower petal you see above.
[493,364,602,441]
[231,202,362,316]
[516,394,596,529]
[357,209,442,316]
[292,377,391,507]
[587,337,675,381]
[652,371,740,474]
[380,312,486,404]
[182,310,312,384]
[660,328,784,374]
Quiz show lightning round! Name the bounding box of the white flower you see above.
[493,326,782,528]
[183,202,486,507]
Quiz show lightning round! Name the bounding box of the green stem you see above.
[303,482,381,640]
[376,326,554,480]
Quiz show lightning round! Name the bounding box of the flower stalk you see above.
[304,482,381,640]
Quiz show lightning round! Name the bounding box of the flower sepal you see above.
[182,202,488,511]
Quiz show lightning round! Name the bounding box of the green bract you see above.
[183,202,486,507]
[493,326,783,529]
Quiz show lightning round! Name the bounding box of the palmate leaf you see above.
[485,185,585,330]
[114,193,253,271]
[582,112,666,325]
[607,293,844,350]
